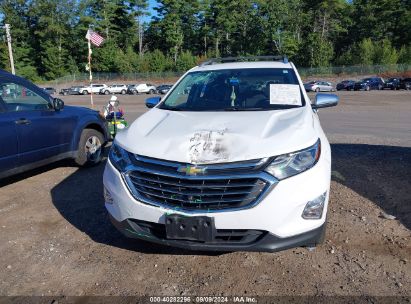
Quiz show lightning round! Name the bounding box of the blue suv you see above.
[0,70,108,179]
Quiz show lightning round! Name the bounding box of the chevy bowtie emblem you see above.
[177,165,207,175]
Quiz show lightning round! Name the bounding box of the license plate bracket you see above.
[165,214,215,242]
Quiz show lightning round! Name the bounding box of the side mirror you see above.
[53,98,64,111]
[145,96,161,108]
[312,93,339,109]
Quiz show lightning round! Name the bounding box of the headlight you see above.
[109,143,132,172]
[264,139,321,180]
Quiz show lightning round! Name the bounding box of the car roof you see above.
[190,61,293,72]
[0,69,23,82]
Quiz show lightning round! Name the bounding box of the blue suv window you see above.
[0,82,51,112]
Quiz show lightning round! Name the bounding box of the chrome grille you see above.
[123,155,277,212]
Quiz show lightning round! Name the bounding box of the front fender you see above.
[70,114,108,152]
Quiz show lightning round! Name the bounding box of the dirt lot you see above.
[0,90,410,300]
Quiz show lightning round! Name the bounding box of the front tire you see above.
[74,129,104,166]
[315,87,320,92]
[104,90,110,95]
[121,90,126,95]
[82,90,89,95]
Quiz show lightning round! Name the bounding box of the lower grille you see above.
[128,219,266,244]
[126,170,268,211]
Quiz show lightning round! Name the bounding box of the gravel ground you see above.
[0,90,410,301]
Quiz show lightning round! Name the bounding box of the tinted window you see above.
[0,82,50,112]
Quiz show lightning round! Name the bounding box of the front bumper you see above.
[109,214,326,252]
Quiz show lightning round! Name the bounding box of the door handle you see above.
[15,118,31,125]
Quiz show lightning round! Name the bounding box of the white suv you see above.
[99,84,128,95]
[103,57,339,252]
[127,83,156,94]
[79,84,107,95]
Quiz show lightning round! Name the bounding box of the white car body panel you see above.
[115,107,317,164]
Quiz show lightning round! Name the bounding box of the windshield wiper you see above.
[223,106,298,111]
[223,107,267,111]
[160,105,183,111]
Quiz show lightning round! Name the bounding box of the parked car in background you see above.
[336,80,355,91]
[59,86,82,96]
[127,83,156,95]
[399,78,411,90]
[60,87,70,96]
[354,77,384,91]
[0,69,108,179]
[382,78,401,90]
[99,84,128,95]
[156,84,173,94]
[78,84,108,95]
[304,81,334,92]
[42,87,56,95]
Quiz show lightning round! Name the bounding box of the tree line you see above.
[0,0,410,81]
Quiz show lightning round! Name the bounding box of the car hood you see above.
[115,107,318,164]
[63,105,100,115]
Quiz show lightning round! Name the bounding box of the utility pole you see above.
[4,24,15,75]
[138,17,143,57]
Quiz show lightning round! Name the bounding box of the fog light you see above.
[104,188,114,204]
[302,192,326,219]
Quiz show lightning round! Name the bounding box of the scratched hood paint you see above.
[115,107,318,164]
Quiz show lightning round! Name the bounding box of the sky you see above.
[0,1,158,25]
[142,0,158,23]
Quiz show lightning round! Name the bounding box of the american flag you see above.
[85,29,105,47]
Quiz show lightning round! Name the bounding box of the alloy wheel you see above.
[84,136,102,162]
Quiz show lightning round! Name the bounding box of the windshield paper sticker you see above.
[269,84,301,106]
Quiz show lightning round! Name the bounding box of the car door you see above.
[140,84,148,93]
[0,97,18,175]
[0,80,77,167]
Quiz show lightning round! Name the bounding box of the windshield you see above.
[159,68,305,111]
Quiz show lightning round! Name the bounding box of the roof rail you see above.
[200,55,289,67]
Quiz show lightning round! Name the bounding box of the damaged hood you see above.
[115,107,317,164]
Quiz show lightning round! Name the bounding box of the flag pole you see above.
[87,32,94,108]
